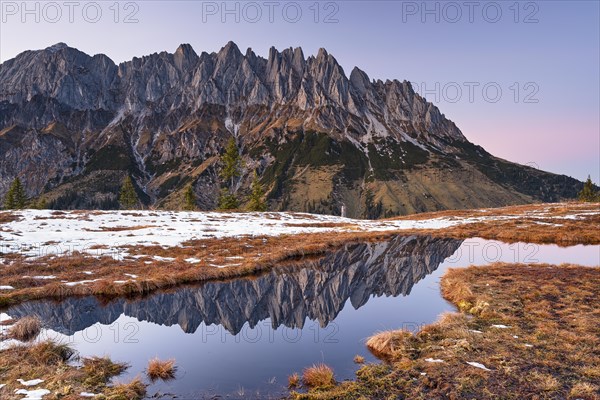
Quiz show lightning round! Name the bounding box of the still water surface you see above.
[5,236,599,398]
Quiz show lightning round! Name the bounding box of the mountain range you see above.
[0,42,582,217]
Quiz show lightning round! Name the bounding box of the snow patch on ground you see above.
[0,205,592,264]
[153,256,175,262]
[466,362,491,371]
[14,388,50,399]
[23,276,56,280]
[17,379,44,387]
[424,358,445,363]
[209,263,242,268]
[63,279,102,287]
[0,339,22,351]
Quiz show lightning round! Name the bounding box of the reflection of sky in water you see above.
[13,238,600,398]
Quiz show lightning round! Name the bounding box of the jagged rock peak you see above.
[175,43,196,57]
[350,66,370,94]
[219,41,242,57]
[174,43,199,70]
[45,42,69,52]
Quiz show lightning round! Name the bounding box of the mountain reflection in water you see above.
[7,235,463,336]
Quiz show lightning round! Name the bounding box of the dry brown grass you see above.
[146,358,176,381]
[288,372,300,389]
[391,201,600,245]
[81,356,129,390]
[429,215,600,245]
[569,382,600,399]
[392,201,597,220]
[104,377,146,399]
[0,339,146,398]
[292,263,600,399]
[0,212,21,224]
[366,329,418,361]
[530,371,560,392]
[8,316,42,341]
[302,364,336,390]
[353,355,365,364]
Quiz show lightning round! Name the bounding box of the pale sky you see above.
[1,0,598,181]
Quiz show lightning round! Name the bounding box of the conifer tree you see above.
[183,184,197,211]
[218,137,244,209]
[119,175,139,209]
[220,138,242,187]
[578,175,599,202]
[218,188,239,210]
[247,171,267,212]
[33,198,48,210]
[3,177,27,210]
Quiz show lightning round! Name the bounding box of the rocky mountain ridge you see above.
[0,42,582,216]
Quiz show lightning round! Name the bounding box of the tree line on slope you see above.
[2,138,268,212]
[3,146,599,211]
[116,137,267,212]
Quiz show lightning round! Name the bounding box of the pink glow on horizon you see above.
[461,116,599,180]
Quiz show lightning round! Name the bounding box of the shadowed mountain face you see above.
[6,235,462,335]
[0,42,583,216]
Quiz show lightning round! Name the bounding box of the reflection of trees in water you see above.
[8,235,462,335]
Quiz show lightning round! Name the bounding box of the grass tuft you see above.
[146,358,176,381]
[366,329,418,360]
[8,316,42,341]
[82,356,129,389]
[104,377,147,399]
[530,371,560,392]
[569,382,599,399]
[288,372,300,389]
[302,363,336,390]
[0,336,137,397]
[29,340,75,364]
[353,355,365,364]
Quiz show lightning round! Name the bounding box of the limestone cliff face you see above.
[0,42,582,215]
[6,235,463,335]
